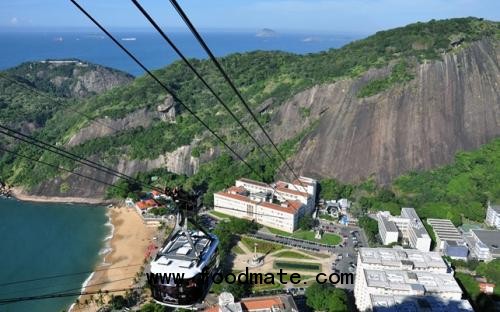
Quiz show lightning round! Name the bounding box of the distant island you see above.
[256,28,277,38]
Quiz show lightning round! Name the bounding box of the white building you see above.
[354,248,469,312]
[214,177,317,233]
[465,229,500,261]
[376,208,432,251]
[485,202,500,229]
[371,295,473,311]
[378,212,399,245]
[427,219,468,259]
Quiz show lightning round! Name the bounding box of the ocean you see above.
[0,199,109,312]
[0,31,359,76]
[0,30,358,311]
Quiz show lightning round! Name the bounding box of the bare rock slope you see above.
[274,39,500,183]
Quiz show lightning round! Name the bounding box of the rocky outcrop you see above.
[157,95,177,123]
[66,108,159,147]
[273,39,500,184]
[7,60,134,98]
[27,143,210,198]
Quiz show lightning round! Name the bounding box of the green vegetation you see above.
[359,216,379,245]
[273,250,314,259]
[240,236,283,254]
[357,60,414,97]
[319,178,354,199]
[273,261,321,271]
[139,302,166,312]
[231,244,245,255]
[1,18,498,194]
[298,215,314,230]
[213,218,259,267]
[305,283,349,312]
[317,138,500,226]
[208,210,233,220]
[267,227,342,245]
[455,272,481,299]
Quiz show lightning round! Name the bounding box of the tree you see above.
[305,283,348,312]
[140,302,166,312]
[109,295,127,309]
[359,216,379,245]
[299,215,314,230]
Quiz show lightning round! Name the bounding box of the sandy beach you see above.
[73,206,158,311]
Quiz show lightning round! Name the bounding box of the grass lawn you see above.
[274,261,321,271]
[274,250,314,259]
[268,227,342,245]
[240,236,284,254]
[319,214,336,222]
[209,210,233,219]
[231,244,245,255]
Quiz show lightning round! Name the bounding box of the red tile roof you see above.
[238,178,269,188]
[228,186,247,194]
[241,296,285,311]
[276,187,308,197]
[259,200,302,214]
[293,178,314,186]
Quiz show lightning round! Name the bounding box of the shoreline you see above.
[72,206,157,311]
[11,187,114,205]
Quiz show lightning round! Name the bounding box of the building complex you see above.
[213,177,317,233]
[354,248,472,312]
[427,219,468,259]
[464,229,500,261]
[377,208,432,252]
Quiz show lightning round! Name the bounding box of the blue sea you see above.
[0,30,359,76]
[0,199,109,312]
[0,30,359,312]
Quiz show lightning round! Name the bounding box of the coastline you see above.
[11,187,114,205]
[73,206,157,311]
[7,187,154,311]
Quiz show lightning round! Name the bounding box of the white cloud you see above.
[10,17,18,25]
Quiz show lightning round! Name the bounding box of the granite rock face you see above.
[273,39,500,184]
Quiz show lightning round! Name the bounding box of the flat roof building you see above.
[377,208,431,251]
[465,229,500,261]
[371,295,473,312]
[354,248,469,312]
[427,219,468,259]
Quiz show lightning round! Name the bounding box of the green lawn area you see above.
[209,210,233,219]
[231,244,245,255]
[274,261,321,271]
[319,214,336,222]
[274,250,314,259]
[267,227,342,245]
[240,236,284,254]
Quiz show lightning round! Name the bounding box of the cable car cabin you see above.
[149,229,219,307]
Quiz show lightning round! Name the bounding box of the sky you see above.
[0,0,499,34]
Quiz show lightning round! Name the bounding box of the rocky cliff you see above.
[273,39,500,183]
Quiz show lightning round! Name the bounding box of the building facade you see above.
[466,229,500,261]
[485,202,500,229]
[376,208,432,251]
[214,177,316,233]
[354,248,469,312]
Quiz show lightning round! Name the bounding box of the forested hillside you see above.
[0,17,498,202]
